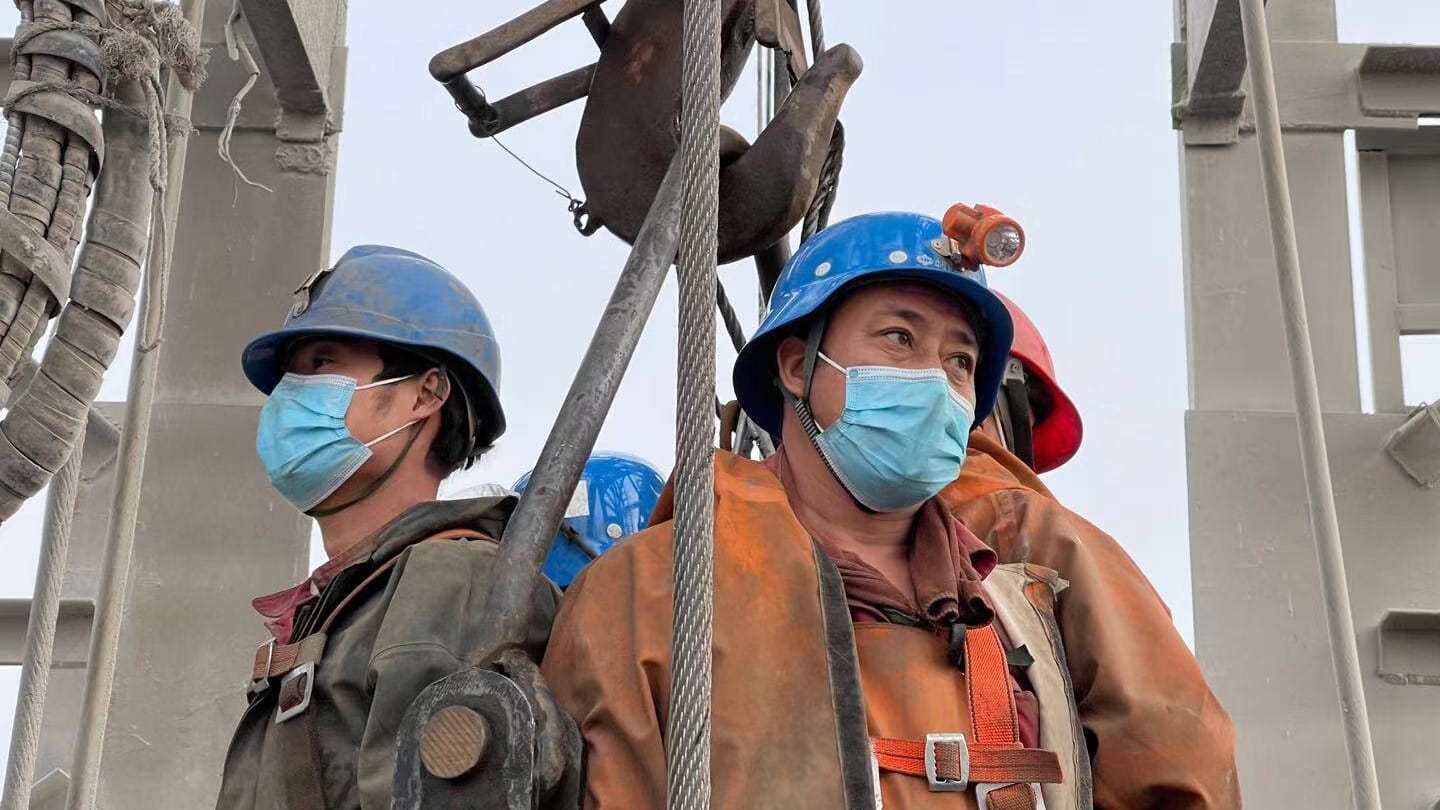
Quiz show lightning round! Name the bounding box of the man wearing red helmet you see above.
[949,292,1238,808]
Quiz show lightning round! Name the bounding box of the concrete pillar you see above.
[28,2,346,806]
[1179,0,1440,806]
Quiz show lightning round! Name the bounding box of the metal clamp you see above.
[923,733,969,792]
[247,638,275,696]
[275,661,315,724]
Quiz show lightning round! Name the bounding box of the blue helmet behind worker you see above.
[241,245,505,455]
[514,452,666,588]
[733,211,1014,436]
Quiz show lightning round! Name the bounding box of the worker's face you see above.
[777,281,981,430]
[283,337,445,484]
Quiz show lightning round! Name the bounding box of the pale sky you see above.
[0,0,1438,776]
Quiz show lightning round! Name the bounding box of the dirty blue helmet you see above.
[514,451,666,588]
[241,245,505,446]
[733,211,1014,436]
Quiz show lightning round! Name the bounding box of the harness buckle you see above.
[923,733,969,792]
[274,661,315,724]
[247,639,275,696]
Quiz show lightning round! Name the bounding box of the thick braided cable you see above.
[665,0,720,805]
[800,120,843,243]
[715,278,746,352]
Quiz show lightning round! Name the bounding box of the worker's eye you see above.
[947,353,975,373]
[882,329,912,347]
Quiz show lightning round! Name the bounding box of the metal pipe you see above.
[428,0,599,80]
[666,0,720,804]
[66,2,204,806]
[1236,2,1382,807]
[474,157,684,661]
[1,422,84,810]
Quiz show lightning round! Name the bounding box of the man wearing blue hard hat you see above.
[217,246,561,809]
[515,452,666,589]
[544,210,1237,809]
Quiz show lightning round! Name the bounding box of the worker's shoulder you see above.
[392,532,504,581]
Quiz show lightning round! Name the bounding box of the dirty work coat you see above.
[543,448,1240,809]
[545,451,1052,809]
[216,497,557,810]
[942,433,1240,808]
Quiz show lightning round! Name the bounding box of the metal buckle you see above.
[247,639,275,696]
[923,733,969,792]
[977,782,1040,810]
[274,661,315,724]
[288,266,332,319]
[868,748,885,810]
[1004,357,1027,384]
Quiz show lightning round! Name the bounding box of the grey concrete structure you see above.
[1175,0,1440,806]
[0,1,347,805]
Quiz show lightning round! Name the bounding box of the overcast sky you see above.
[0,0,1438,774]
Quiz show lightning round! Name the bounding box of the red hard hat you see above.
[993,291,1083,473]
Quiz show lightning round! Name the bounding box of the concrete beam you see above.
[1177,42,1440,144]
[0,599,92,668]
[1183,0,1248,118]
[1358,45,1440,117]
[236,0,346,140]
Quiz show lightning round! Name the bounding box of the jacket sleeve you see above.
[959,489,1241,810]
[356,539,559,810]
[542,560,669,810]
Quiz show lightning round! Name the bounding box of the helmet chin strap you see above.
[307,417,427,518]
[994,357,1035,470]
[784,313,878,515]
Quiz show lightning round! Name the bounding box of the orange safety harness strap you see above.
[871,622,1060,807]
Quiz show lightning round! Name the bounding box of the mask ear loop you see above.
[307,368,442,518]
[306,419,425,517]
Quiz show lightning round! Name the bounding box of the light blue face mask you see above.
[256,372,418,512]
[808,352,975,512]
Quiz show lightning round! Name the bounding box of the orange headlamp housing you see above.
[941,203,1025,270]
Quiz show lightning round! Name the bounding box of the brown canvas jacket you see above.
[942,433,1240,808]
[545,451,1065,809]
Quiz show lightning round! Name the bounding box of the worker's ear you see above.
[412,368,449,419]
[775,336,809,400]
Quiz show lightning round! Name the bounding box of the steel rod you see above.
[1236,1,1382,807]
[475,157,684,660]
[67,1,204,805]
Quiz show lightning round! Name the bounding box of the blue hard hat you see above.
[733,211,1014,436]
[241,245,505,445]
[514,451,666,588]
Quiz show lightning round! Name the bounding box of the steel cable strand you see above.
[666,0,721,806]
[0,420,83,810]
